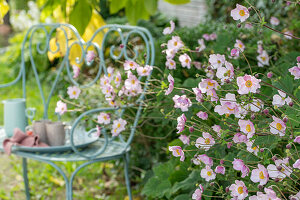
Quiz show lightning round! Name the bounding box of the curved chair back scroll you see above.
[0,23,155,159]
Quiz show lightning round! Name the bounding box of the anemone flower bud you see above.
[260,148,264,152]
[189,126,195,133]
[267,72,273,78]
[227,142,233,149]
[263,109,269,115]
[276,166,282,173]
[225,187,229,193]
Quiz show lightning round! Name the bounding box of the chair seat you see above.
[2,139,129,162]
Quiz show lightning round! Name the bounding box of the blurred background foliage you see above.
[0,0,299,199]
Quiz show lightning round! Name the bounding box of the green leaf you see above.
[69,0,92,35]
[109,0,127,14]
[161,80,168,89]
[164,0,190,5]
[144,0,158,14]
[125,0,150,25]
[142,161,176,198]
[171,170,201,194]
[174,194,190,200]
[254,135,277,146]
[182,77,199,88]
[142,177,172,198]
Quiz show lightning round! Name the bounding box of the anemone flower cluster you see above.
[163,5,299,198]
[56,58,154,138]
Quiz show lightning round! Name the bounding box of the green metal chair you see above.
[0,23,155,200]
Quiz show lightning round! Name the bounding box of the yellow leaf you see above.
[0,0,9,24]
[68,39,83,66]
[47,38,61,62]
[82,10,106,50]
[124,196,141,200]
[47,10,106,67]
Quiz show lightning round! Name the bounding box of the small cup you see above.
[32,120,51,144]
[46,122,65,146]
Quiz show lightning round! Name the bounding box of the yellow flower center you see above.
[227,70,231,76]
[257,101,260,106]
[207,171,212,176]
[175,149,180,155]
[239,10,245,17]
[239,44,243,48]
[276,123,282,130]
[72,91,76,95]
[116,77,119,82]
[117,123,121,128]
[246,124,251,132]
[131,80,135,84]
[227,106,234,111]
[143,69,147,74]
[207,81,214,87]
[174,41,178,46]
[217,60,221,64]
[238,186,244,194]
[205,138,210,144]
[245,80,253,88]
[252,146,257,151]
[108,73,111,77]
[129,63,133,67]
[103,116,107,120]
[185,59,189,63]
[170,62,174,66]
[261,57,266,61]
[259,171,265,179]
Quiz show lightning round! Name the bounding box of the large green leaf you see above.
[171,170,201,194]
[142,161,175,198]
[109,0,127,14]
[125,0,150,25]
[164,0,190,4]
[174,194,190,200]
[142,177,172,198]
[254,135,277,146]
[144,0,158,14]
[69,0,92,35]
[182,77,199,88]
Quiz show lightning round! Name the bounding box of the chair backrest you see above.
[0,23,155,158]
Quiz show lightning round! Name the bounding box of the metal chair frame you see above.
[0,23,155,200]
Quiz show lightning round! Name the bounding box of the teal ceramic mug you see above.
[2,98,36,137]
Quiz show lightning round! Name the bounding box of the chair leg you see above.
[22,158,30,200]
[124,153,132,200]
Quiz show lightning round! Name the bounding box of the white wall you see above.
[158,0,207,27]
